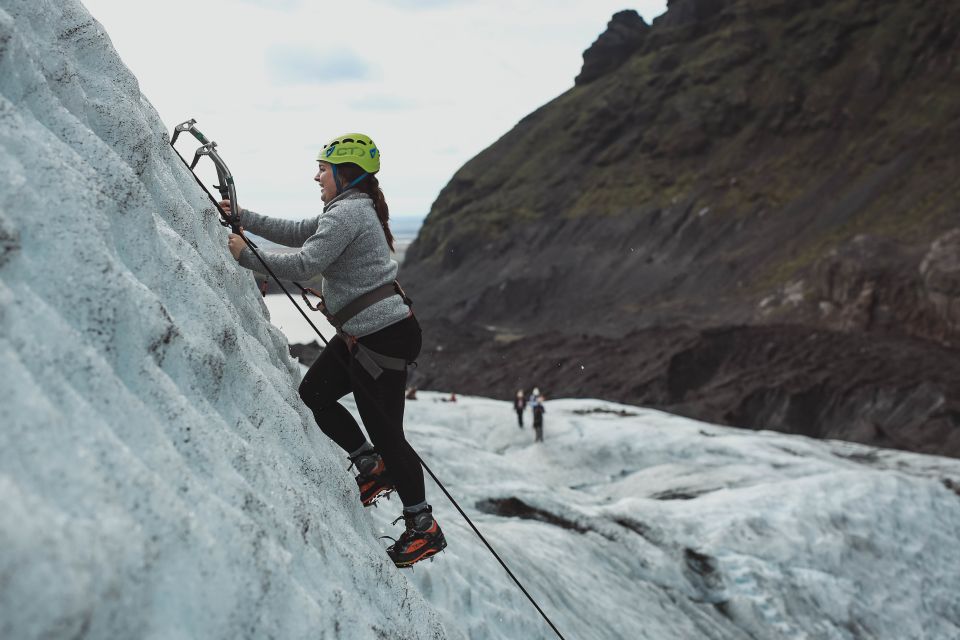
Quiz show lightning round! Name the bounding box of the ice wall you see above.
[0,1,450,637]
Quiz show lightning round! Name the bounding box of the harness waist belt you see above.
[331,281,407,329]
[316,280,414,380]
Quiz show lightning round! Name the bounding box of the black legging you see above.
[299,314,425,506]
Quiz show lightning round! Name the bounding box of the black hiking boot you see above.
[350,451,394,507]
[386,506,447,568]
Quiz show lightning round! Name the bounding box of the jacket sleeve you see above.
[238,208,321,248]
[236,203,359,281]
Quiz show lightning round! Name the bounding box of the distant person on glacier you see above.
[529,387,540,410]
[531,393,546,442]
[223,133,445,568]
[514,389,527,428]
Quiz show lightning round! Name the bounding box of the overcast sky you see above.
[82,0,667,221]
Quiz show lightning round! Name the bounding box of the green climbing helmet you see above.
[317,133,380,173]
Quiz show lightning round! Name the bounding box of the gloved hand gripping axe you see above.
[170,118,250,243]
[169,118,331,328]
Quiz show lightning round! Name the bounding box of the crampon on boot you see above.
[350,451,394,507]
[385,506,447,568]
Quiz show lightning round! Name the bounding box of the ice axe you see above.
[170,118,247,240]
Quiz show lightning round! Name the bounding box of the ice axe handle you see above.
[191,128,209,144]
[217,213,257,249]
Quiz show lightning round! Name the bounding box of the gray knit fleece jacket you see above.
[236,189,409,337]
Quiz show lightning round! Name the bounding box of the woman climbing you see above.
[223,133,445,568]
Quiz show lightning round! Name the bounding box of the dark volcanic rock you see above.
[804,231,960,345]
[575,10,650,86]
[413,319,960,458]
[921,229,960,342]
[289,340,321,365]
[402,0,960,458]
[475,497,589,533]
[654,0,730,29]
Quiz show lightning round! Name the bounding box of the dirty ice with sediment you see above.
[1,1,960,639]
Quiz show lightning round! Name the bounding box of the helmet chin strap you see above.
[331,165,369,195]
[347,172,369,188]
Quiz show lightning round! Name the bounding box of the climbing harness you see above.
[300,280,415,380]
[169,119,568,640]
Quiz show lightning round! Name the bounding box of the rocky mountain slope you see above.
[400,0,960,457]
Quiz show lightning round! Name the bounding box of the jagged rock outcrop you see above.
[575,10,650,86]
[783,228,960,346]
[921,228,960,342]
[401,0,960,457]
[654,0,730,30]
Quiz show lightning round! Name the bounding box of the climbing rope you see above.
[417,454,568,639]
[170,121,568,640]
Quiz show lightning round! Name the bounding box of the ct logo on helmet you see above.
[335,148,366,158]
[317,133,380,173]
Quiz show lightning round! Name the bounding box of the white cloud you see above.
[347,93,418,111]
[265,45,375,84]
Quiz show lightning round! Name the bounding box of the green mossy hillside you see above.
[404,0,960,339]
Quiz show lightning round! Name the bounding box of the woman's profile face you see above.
[314,161,337,202]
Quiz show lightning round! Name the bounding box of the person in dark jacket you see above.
[514,389,526,428]
[532,393,545,442]
[225,133,444,568]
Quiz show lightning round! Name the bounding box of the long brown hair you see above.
[335,163,394,252]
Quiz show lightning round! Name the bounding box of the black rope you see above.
[170,145,330,348]
[171,140,567,640]
[417,454,568,640]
